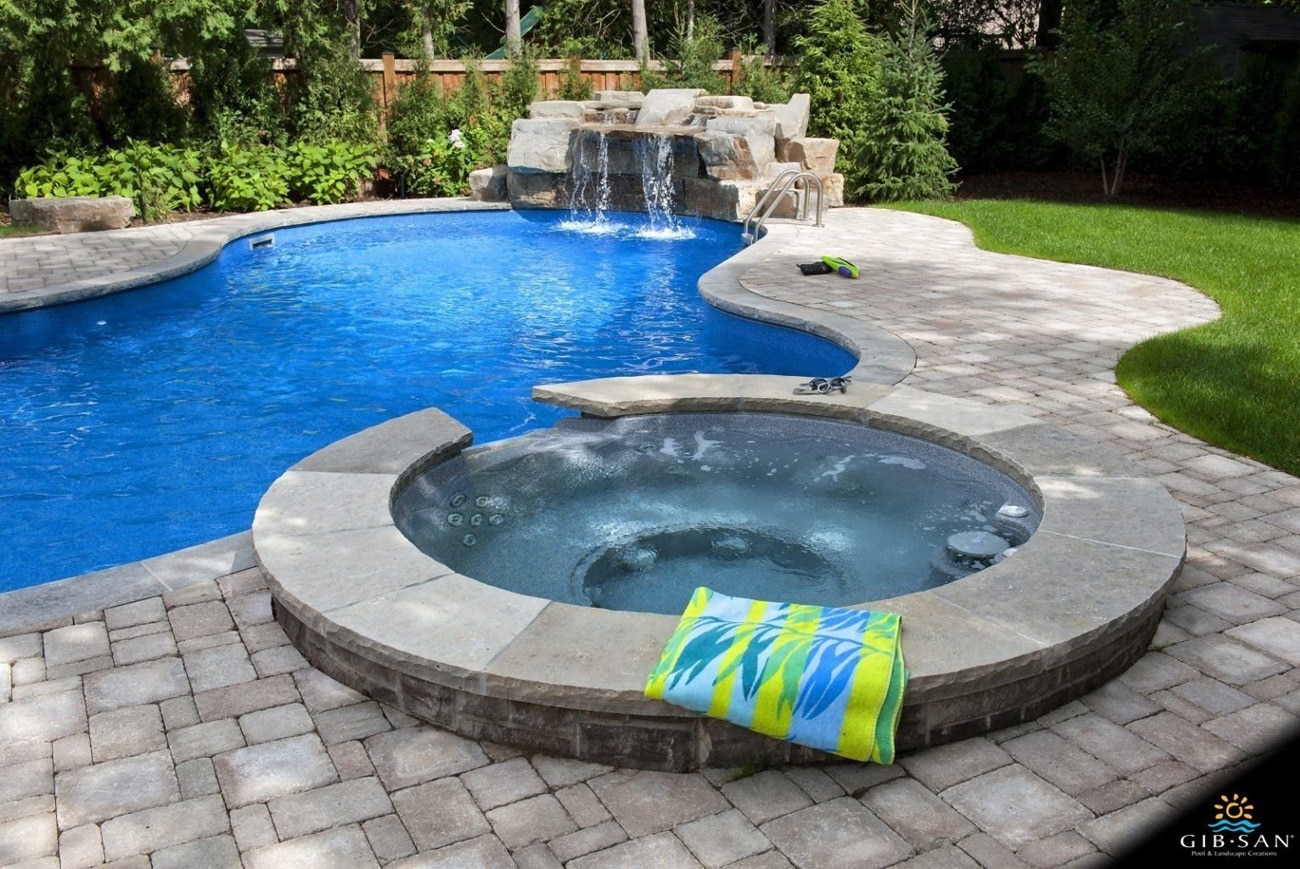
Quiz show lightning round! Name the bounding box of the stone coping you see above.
[253,378,1186,770]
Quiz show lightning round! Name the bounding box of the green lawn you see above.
[887,199,1300,477]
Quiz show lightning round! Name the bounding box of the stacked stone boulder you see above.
[499,89,844,222]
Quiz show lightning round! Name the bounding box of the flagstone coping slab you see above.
[255,374,1186,771]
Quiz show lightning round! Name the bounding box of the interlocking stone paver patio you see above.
[2,204,1299,866]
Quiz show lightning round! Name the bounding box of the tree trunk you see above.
[1036,0,1063,50]
[343,0,362,58]
[632,0,649,62]
[687,0,695,41]
[764,0,775,55]
[421,4,435,60]
[506,0,522,54]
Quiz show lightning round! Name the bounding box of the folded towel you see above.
[645,587,907,763]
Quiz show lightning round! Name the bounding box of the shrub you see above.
[732,45,793,105]
[794,0,888,194]
[290,34,378,145]
[16,155,105,199]
[287,140,378,204]
[558,42,595,100]
[853,7,959,202]
[642,16,729,94]
[206,143,290,212]
[17,143,203,221]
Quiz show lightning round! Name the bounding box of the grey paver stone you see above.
[104,598,166,631]
[55,751,179,828]
[900,738,1013,791]
[547,820,629,864]
[0,632,41,663]
[1166,635,1290,684]
[0,813,58,864]
[269,775,394,840]
[228,590,274,628]
[1202,703,1300,752]
[391,777,490,851]
[244,824,380,869]
[213,733,337,808]
[52,732,91,772]
[294,667,367,713]
[1001,730,1117,796]
[942,765,1093,849]
[1016,832,1098,869]
[1180,585,1287,624]
[194,673,298,720]
[390,833,515,869]
[727,852,795,869]
[366,727,489,790]
[83,656,189,715]
[0,757,53,803]
[1226,617,1300,666]
[957,832,1030,869]
[1117,653,1199,694]
[159,695,200,730]
[251,644,308,677]
[461,756,548,811]
[1130,759,1201,794]
[859,777,977,850]
[721,770,814,825]
[168,718,245,763]
[566,831,704,869]
[45,653,113,680]
[0,794,53,825]
[177,630,242,655]
[1081,676,1164,723]
[89,704,165,762]
[531,754,612,788]
[363,813,417,863]
[313,699,392,744]
[1170,678,1257,715]
[176,756,220,798]
[168,601,234,642]
[676,808,771,869]
[58,823,103,869]
[1127,712,1248,772]
[239,702,315,744]
[895,844,980,868]
[43,623,109,667]
[149,834,242,869]
[229,803,278,851]
[241,621,291,654]
[556,782,613,828]
[111,631,178,666]
[1078,798,1180,857]
[1051,714,1170,775]
[183,643,257,693]
[0,685,87,746]
[590,770,730,838]
[514,842,565,869]
[486,792,577,850]
[1077,779,1149,816]
[781,766,845,802]
[328,739,377,779]
[761,797,913,868]
[100,794,229,861]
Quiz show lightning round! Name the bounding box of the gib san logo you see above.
[1178,793,1294,858]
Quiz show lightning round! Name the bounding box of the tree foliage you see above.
[1038,0,1222,195]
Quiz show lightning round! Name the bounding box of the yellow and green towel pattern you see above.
[645,587,907,764]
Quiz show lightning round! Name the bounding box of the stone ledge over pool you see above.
[253,376,1186,771]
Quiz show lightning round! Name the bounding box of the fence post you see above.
[729,49,743,92]
[381,52,397,116]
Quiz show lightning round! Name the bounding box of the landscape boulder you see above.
[9,196,134,233]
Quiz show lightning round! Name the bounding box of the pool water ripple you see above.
[0,210,853,590]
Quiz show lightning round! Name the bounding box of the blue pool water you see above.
[0,209,854,590]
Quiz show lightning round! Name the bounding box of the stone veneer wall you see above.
[494,88,844,223]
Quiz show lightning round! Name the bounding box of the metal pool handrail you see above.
[741,169,825,245]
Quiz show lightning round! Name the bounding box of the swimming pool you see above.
[0,209,854,590]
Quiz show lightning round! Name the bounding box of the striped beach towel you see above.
[645,587,907,763]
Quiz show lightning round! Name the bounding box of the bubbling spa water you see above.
[394,413,1041,616]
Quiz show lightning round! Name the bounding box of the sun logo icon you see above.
[1209,793,1260,834]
